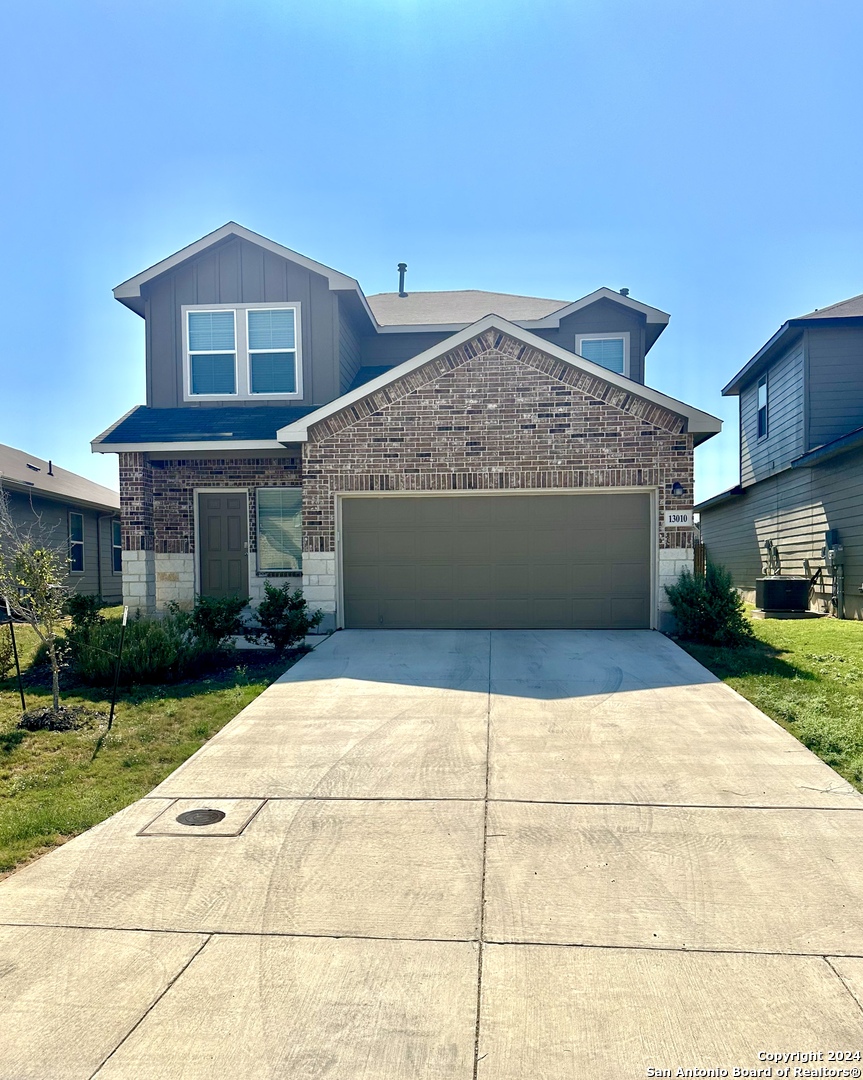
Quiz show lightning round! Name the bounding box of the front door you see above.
[198,492,249,600]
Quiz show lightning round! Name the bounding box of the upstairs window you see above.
[184,303,302,400]
[188,310,237,395]
[576,333,629,376]
[69,512,84,574]
[248,309,298,395]
[757,376,768,439]
[112,519,123,574]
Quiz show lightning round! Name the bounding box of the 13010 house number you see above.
[662,511,692,527]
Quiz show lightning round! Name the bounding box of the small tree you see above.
[0,485,72,712]
[664,559,754,647]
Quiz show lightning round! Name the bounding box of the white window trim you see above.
[256,487,303,574]
[185,308,237,399]
[69,511,85,575]
[182,302,303,402]
[111,519,123,575]
[575,332,630,378]
[757,374,769,441]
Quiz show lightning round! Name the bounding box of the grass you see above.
[0,617,294,877]
[680,614,863,792]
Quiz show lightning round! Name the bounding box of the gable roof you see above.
[92,405,317,453]
[0,443,119,512]
[795,291,863,320]
[723,289,863,396]
[112,222,376,324]
[368,290,569,326]
[276,314,721,446]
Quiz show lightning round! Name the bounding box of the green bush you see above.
[64,611,215,686]
[664,560,754,647]
[64,593,105,629]
[0,624,14,679]
[181,595,249,649]
[247,583,323,654]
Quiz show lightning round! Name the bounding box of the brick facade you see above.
[302,330,694,555]
[119,453,301,610]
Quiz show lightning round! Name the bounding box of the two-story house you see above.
[93,222,720,631]
[696,292,863,618]
[0,442,122,603]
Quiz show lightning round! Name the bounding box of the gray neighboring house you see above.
[93,222,720,631]
[0,443,122,603]
[697,291,863,618]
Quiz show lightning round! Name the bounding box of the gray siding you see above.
[806,326,863,448]
[533,299,648,385]
[337,299,362,393]
[5,491,122,602]
[739,336,804,485]
[359,330,452,368]
[145,237,339,409]
[699,452,863,619]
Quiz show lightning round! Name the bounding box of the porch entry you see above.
[198,492,248,599]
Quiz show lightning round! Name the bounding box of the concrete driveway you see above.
[3,630,863,1079]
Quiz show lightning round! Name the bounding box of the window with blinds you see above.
[256,489,302,572]
[184,304,301,399]
[248,309,297,395]
[69,512,85,574]
[577,335,626,374]
[187,310,237,395]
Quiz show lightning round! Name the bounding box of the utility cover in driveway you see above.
[341,493,651,629]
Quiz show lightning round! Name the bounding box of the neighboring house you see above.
[0,443,122,603]
[696,292,863,618]
[92,222,720,631]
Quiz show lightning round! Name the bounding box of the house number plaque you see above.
[662,511,692,528]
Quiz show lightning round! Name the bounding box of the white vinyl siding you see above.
[183,303,302,402]
[256,489,302,572]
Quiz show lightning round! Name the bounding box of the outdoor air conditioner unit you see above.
[755,576,810,612]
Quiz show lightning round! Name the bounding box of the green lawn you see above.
[0,620,291,876]
[681,614,863,792]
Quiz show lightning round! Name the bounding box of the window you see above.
[184,303,301,400]
[112,519,122,574]
[576,334,628,375]
[757,376,768,439]
[188,310,236,395]
[256,489,302,572]
[69,512,84,573]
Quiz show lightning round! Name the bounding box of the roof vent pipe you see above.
[619,287,630,297]
[398,263,408,298]
[48,460,53,476]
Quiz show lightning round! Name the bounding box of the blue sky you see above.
[1,0,861,499]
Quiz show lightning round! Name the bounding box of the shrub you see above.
[247,583,323,654]
[184,595,249,649]
[665,560,754,647]
[64,593,105,629]
[0,624,14,679]
[65,611,214,686]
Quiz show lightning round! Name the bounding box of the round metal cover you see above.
[176,808,226,827]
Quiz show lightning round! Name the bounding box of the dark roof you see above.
[348,366,395,392]
[792,423,863,469]
[94,405,319,446]
[0,443,119,511]
[694,485,744,513]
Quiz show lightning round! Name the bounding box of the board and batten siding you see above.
[699,451,863,618]
[739,336,804,486]
[337,300,362,393]
[145,236,338,409]
[806,326,863,449]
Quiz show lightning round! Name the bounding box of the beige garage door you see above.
[341,493,652,629]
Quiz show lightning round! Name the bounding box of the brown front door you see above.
[198,492,249,600]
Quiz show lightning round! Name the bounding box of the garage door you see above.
[341,493,652,629]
